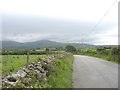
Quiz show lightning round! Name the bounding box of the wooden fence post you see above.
[26,51,29,68]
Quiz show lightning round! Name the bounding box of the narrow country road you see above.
[73,55,118,88]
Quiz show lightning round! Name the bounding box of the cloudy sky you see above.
[1,0,118,45]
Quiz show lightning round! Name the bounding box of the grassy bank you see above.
[78,49,119,64]
[47,55,74,88]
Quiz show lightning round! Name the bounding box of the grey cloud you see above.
[2,14,117,44]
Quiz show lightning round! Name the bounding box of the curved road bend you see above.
[73,55,118,88]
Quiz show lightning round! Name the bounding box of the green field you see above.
[2,55,51,76]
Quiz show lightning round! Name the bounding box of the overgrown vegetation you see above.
[76,46,120,64]
[47,55,74,88]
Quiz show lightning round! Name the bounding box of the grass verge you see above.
[47,55,74,88]
[80,53,119,64]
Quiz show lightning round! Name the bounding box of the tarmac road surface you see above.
[73,55,118,88]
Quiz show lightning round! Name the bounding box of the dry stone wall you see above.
[2,52,70,88]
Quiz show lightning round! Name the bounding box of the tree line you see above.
[1,48,56,55]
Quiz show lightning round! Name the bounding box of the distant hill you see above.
[1,41,25,50]
[65,43,95,49]
[1,40,96,50]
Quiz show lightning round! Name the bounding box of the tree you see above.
[46,48,49,55]
[65,45,76,53]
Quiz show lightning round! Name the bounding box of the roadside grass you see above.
[80,53,119,64]
[47,55,74,88]
[2,55,51,76]
[0,55,1,76]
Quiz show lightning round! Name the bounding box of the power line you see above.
[81,0,118,44]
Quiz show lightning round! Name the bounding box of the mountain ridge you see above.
[1,40,96,50]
